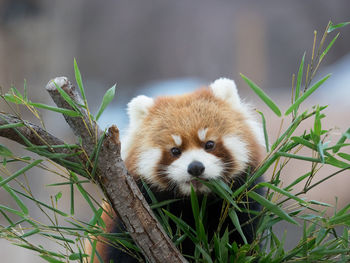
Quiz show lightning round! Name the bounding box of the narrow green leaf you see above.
[3,94,22,104]
[248,191,299,225]
[29,102,81,117]
[295,52,305,102]
[0,159,42,187]
[319,33,339,62]
[257,111,269,152]
[338,152,350,161]
[74,58,86,102]
[329,213,350,225]
[42,233,75,244]
[291,136,316,150]
[240,73,281,117]
[54,82,81,115]
[162,209,197,241]
[229,209,247,244]
[69,252,88,260]
[21,228,40,238]
[70,176,74,215]
[190,185,200,232]
[277,152,321,163]
[0,144,13,157]
[285,74,331,115]
[327,21,350,33]
[258,182,308,205]
[0,122,24,130]
[95,84,116,121]
[333,128,350,153]
[0,176,28,215]
[195,244,213,263]
[284,172,311,191]
[12,189,68,217]
[0,205,26,217]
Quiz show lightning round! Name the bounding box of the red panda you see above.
[88,78,264,262]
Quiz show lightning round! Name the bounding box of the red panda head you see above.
[122,78,263,196]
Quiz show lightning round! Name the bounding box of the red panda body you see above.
[93,78,264,262]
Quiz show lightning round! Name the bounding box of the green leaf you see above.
[333,128,350,153]
[21,228,40,238]
[285,74,331,115]
[53,82,81,115]
[277,152,321,163]
[257,111,269,152]
[12,188,68,217]
[240,73,281,117]
[248,191,299,225]
[0,176,28,215]
[54,191,62,203]
[319,33,339,62]
[3,94,22,104]
[229,209,247,244]
[327,21,350,33]
[74,58,86,102]
[0,122,25,130]
[295,52,305,103]
[95,84,116,121]
[0,159,42,187]
[0,144,13,157]
[69,252,88,260]
[257,182,308,205]
[338,152,350,161]
[29,102,81,117]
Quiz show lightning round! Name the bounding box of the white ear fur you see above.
[127,95,154,126]
[210,78,241,106]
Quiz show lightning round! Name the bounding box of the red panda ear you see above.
[127,95,154,126]
[210,78,241,107]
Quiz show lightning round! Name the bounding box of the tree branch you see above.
[0,77,187,263]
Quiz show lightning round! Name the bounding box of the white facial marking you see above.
[197,128,208,142]
[136,148,162,182]
[171,134,182,146]
[222,135,250,174]
[166,149,224,195]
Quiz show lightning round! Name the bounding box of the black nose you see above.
[187,161,205,177]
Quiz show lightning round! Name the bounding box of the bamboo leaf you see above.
[285,74,331,115]
[228,209,247,244]
[240,74,281,117]
[319,33,339,62]
[0,176,28,215]
[295,52,305,102]
[0,144,13,157]
[29,102,81,117]
[257,111,269,152]
[0,159,42,187]
[327,21,350,33]
[74,58,86,102]
[258,182,308,205]
[0,122,25,130]
[248,191,299,225]
[95,84,116,121]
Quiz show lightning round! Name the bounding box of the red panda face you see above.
[122,78,263,196]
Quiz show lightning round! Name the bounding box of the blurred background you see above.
[0,0,350,261]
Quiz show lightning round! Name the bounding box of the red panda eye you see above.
[170,147,181,157]
[205,140,215,150]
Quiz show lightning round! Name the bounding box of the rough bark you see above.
[0,77,187,263]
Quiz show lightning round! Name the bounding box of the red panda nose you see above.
[187,161,205,177]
